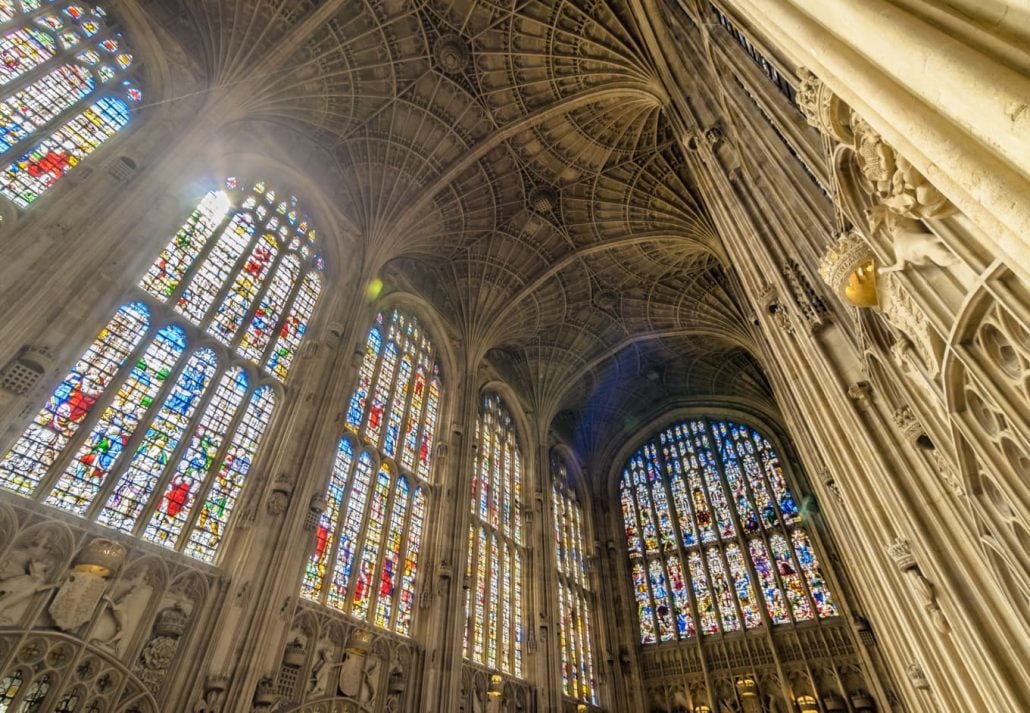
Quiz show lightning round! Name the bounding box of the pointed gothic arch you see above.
[0,177,326,562]
[302,307,442,637]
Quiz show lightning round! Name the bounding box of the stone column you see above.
[728,0,1030,283]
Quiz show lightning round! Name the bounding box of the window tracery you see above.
[464,393,524,677]
[302,309,440,637]
[0,177,324,563]
[621,418,837,644]
[0,1,142,207]
[552,453,598,706]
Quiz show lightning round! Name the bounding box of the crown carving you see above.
[892,406,923,442]
[885,538,916,571]
[819,231,877,307]
[74,538,127,577]
[346,627,374,655]
[154,604,189,638]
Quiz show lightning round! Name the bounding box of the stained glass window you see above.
[552,454,598,706]
[621,418,837,643]
[0,672,21,710]
[465,393,525,677]
[0,178,325,563]
[0,2,142,207]
[301,309,442,638]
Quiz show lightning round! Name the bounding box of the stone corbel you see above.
[906,663,930,692]
[891,406,925,445]
[885,538,950,634]
[890,407,962,496]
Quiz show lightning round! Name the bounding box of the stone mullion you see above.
[746,431,826,621]
[665,438,708,638]
[80,329,202,522]
[394,346,425,471]
[253,253,312,371]
[538,445,563,711]
[726,432,798,625]
[171,369,263,554]
[126,357,237,541]
[702,420,770,631]
[357,319,395,442]
[630,468,667,643]
[423,361,477,713]
[388,479,417,631]
[28,312,160,501]
[379,343,412,462]
[506,538,518,677]
[187,214,269,335]
[700,420,749,630]
[155,202,239,312]
[315,449,356,607]
[365,469,402,626]
[653,442,698,640]
[343,459,387,618]
[225,238,292,354]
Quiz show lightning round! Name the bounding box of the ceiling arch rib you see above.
[160,0,761,482]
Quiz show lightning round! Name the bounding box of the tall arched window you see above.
[621,418,837,644]
[0,1,142,207]
[552,453,598,706]
[464,393,525,677]
[301,309,441,637]
[0,177,325,562]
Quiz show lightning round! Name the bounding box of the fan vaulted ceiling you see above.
[144,0,772,475]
